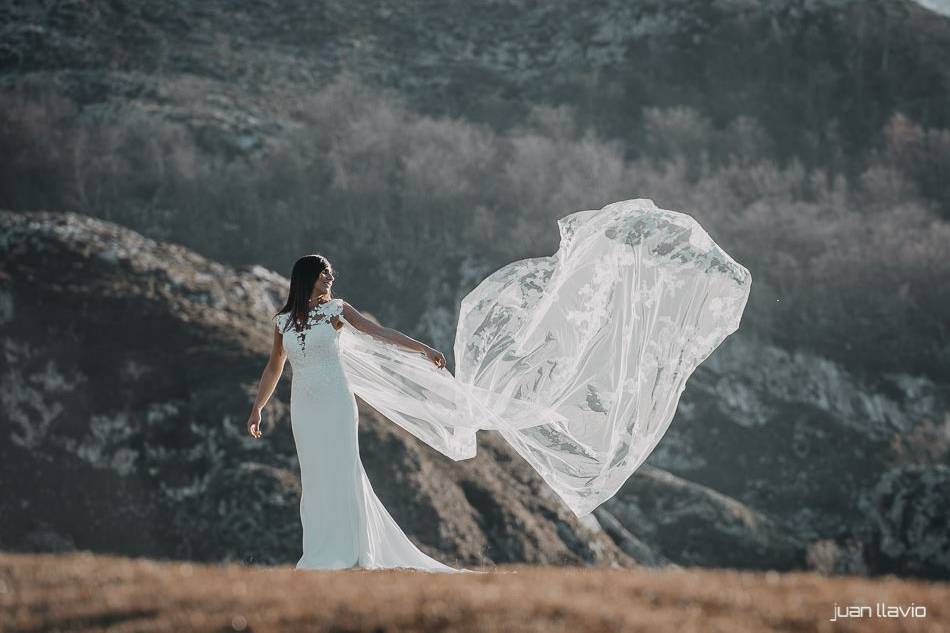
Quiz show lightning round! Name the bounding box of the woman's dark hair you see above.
[275,254,333,333]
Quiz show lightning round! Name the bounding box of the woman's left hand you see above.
[423,346,446,369]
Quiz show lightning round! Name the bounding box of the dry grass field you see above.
[1,552,947,633]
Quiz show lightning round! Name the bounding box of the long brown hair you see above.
[275,254,333,333]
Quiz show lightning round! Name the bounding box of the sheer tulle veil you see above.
[338,198,751,517]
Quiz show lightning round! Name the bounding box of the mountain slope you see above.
[3,0,948,159]
[0,210,630,567]
[3,211,949,578]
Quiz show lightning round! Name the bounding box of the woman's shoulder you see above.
[313,297,345,318]
[272,300,344,328]
[331,297,347,313]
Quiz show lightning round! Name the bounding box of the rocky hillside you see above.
[0,210,630,568]
[3,0,949,155]
[632,333,950,579]
[3,0,950,388]
[2,210,949,579]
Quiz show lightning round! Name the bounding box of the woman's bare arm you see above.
[340,300,446,368]
[247,325,288,437]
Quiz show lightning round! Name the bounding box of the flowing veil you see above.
[339,199,751,517]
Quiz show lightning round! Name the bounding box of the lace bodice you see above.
[273,298,346,380]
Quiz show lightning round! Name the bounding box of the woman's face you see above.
[313,266,334,297]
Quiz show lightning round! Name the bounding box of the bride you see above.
[246,254,470,572]
[245,198,752,573]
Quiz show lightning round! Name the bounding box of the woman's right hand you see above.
[423,345,447,369]
[247,408,263,439]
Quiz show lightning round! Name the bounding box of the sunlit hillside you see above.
[1,551,948,633]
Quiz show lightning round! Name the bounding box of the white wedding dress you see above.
[274,298,471,572]
[273,198,752,573]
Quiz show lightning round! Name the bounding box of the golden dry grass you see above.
[0,551,947,633]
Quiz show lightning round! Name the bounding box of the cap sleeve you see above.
[332,298,345,318]
[272,312,287,331]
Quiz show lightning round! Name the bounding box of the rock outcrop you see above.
[3,209,948,579]
[0,210,631,567]
[644,332,950,577]
[856,464,950,580]
[597,465,804,571]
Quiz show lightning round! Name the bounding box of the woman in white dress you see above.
[246,254,467,572]
[245,199,752,573]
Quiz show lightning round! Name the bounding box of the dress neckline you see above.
[308,298,334,312]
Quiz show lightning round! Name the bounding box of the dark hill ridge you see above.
[2,0,949,160]
[3,0,950,389]
[0,210,631,567]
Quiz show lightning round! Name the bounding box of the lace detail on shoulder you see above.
[274,298,344,351]
[325,298,344,319]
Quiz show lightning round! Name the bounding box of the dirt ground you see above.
[1,551,947,633]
